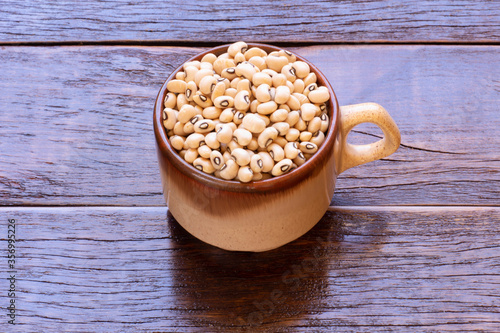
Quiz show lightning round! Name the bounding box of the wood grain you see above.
[0,1,499,43]
[0,206,498,331]
[1,45,498,206]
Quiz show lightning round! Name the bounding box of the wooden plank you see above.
[0,45,498,206]
[0,1,499,43]
[0,206,499,331]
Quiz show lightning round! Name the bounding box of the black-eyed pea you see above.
[185,81,197,101]
[169,135,185,151]
[285,110,300,127]
[292,61,310,79]
[271,158,293,176]
[164,92,177,109]
[213,95,234,109]
[270,108,289,123]
[237,166,254,183]
[242,113,266,134]
[162,108,177,130]
[318,102,327,114]
[281,64,296,82]
[234,90,251,111]
[221,67,237,80]
[308,116,322,133]
[211,81,226,101]
[184,65,198,83]
[219,108,235,123]
[286,94,301,110]
[308,86,330,104]
[193,157,215,174]
[274,85,291,104]
[300,103,318,122]
[279,49,296,62]
[262,68,278,77]
[252,72,272,86]
[257,151,275,173]
[233,111,245,125]
[210,150,224,170]
[184,148,199,164]
[235,62,257,81]
[236,78,252,94]
[176,93,189,110]
[279,104,291,112]
[255,114,270,126]
[284,142,300,159]
[247,137,259,151]
[294,118,308,131]
[219,159,239,180]
[293,151,307,166]
[183,60,201,70]
[231,148,251,166]
[179,149,187,159]
[185,133,205,149]
[226,122,238,132]
[269,87,276,101]
[194,68,215,86]
[182,119,196,135]
[233,128,253,146]
[267,143,285,162]
[228,41,248,57]
[266,55,289,72]
[175,71,187,81]
[173,121,187,136]
[272,122,290,136]
[310,131,325,146]
[213,58,236,75]
[234,52,246,65]
[257,101,278,115]
[203,106,222,120]
[222,150,232,162]
[216,124,233,144]
[230,77,241,89]
[200,62,213,70]
[285,128,300,142]
[250,154,264,173]
[248,56,267,71]
[272,73,287,88]
[293,92,309,106]
[320,113,329,132]
[303,83,318,97]
[199,75,217,95]
[299,141,318,154]
[201,53,217,64]
[205,132,220,149]
[257,127,279,148]
[303,72,317,87]
[255,83,272,103]
[177,104,198,123]
[225,88,238,98]
[250,99,259,113]
[227,139,243,154]
[273,136,288,148]
[244,47,267,60]
[252,172,263,181]
[198,145,212,159]
[293,79,305,94]
[166,79,187,94]
[192,93,212,108]
[299,131,313,142]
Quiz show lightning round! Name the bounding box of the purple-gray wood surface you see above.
[0,1,499,332]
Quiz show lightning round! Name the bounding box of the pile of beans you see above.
[162,41,330,183]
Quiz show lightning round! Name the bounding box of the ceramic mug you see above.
[154,43,400,252]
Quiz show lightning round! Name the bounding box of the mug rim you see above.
[153,42,340,193]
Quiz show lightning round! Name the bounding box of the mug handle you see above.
[338,103,401,174]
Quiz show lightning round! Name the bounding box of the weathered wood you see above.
[0,206,498,331]
[0,1,499,43]
[0,45,498,206]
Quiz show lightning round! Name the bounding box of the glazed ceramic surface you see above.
[154,43,400,252]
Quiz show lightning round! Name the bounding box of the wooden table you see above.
[1,1,499,332]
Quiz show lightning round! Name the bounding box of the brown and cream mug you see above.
[153,43,400,252]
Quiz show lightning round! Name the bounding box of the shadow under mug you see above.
[154,43,401,252]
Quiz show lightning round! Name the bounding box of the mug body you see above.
[154,43,341,251]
